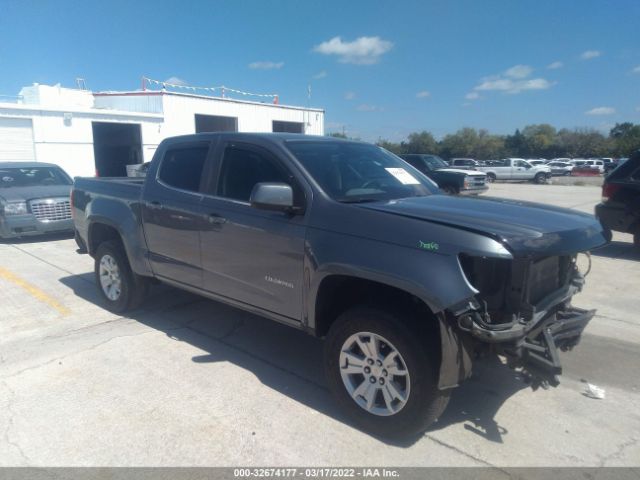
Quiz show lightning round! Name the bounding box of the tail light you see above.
[70,189,75,220]
[602,183,621,202]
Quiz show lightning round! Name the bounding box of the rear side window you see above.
[217,146,289,202]
[158,145,209,192]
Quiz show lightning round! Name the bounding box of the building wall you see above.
[160,94,324,138]
[0,106,163,177]
[0,86,325,178]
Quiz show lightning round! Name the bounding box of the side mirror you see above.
[250,182,296,212]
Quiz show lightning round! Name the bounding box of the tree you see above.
[402,131,438,154]
[609,123,640,156]
[376,138,402,154]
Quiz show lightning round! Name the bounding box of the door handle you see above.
[149,200,163,210]
[208,213,227,225]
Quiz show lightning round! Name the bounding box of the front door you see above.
[199,142,306,321]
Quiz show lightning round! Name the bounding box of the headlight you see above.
[3,202,28,215]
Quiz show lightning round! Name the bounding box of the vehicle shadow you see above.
[59,274,530,447]
[591,241,640,261]
[0,231,74,245]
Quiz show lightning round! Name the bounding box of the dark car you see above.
[0,162,74,239]
[73,133,606,437]
[595,152,640,247]
[399,154,488,195]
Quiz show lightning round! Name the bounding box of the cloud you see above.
[313,36,393,65]
[312,70,327,79]
[585,106,616,115]
[344,91,356,100]
[547,61,563,70]
[470,64,554,95]
[504,64,533,79]
[356,104,382,112]
[465,92,480,100]
[580,50,601,60]
[474,77,554,95]
[164,76,188,86]
[632,66,640,74]
[416,90,430,99]
[248,61,284,70]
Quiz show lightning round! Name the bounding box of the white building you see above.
[0,83,324,177]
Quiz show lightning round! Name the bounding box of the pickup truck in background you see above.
[448,158,480,170]
[399,154,488,195]
[72,133,607,438]
[478,158,552,183]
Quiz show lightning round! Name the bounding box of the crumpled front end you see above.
[451,253,594,388]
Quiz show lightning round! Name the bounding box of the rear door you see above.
[198,140,307,322]
[141,141,213,288]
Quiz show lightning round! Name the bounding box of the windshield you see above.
[286,141,438,202]
[423,155,448,170]
[0,167,72,188]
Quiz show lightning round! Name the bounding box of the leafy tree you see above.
[376,138,403,154]
[402,131,438,154]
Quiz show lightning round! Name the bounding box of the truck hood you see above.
[359,195,607,256]
[435,168,486,176]
[0,185,72,203]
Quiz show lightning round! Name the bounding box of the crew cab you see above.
[478,158,552,183]
[72,133,607,437]
[399,154,488,195]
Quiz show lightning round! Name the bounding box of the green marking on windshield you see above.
[418,240,439,251]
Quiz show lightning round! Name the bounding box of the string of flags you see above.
[142,77,279,104]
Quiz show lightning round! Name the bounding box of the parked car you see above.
[449,158,479,170]
[571,159,604,174]
[399,154,488,195]
[477,158,552,183]
[72,133,606,437]
[547,161,574,176]
[551,158,573,163]
[595,151,640,247]
[0,162,74,239]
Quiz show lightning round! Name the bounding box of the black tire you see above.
[324,306,450,438]
[534,172,547,184]
[94,240,149,313]
[634,232,640,250]
[602,227,613,243]
[486,173,496,183]
[441,185,458,195]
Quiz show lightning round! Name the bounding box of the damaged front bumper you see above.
[448,254,594,388]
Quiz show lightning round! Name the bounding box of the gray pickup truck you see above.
[72,133,606,437]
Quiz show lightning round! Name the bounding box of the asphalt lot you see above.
[1,183,639,467]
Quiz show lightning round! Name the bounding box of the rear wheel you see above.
[94,240,149,313]
[325,307,450,438]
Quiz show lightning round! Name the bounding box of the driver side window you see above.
[217,146,290,202]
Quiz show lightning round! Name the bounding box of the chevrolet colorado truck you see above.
[72,133,607,437]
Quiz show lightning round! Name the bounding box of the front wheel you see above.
[324,307,450,438]
[94,240,149,313]
[441,185,458,195]
[486,173,496,183]
[534,172,547,184]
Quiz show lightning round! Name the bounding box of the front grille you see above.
[29,198,72,222]
[468,176,486,186]
[527,256,561,304]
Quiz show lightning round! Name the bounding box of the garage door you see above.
[0,117,35,161]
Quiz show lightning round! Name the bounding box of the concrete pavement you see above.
[1,184,639,467]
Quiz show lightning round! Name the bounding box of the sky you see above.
[1,0,639,142]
